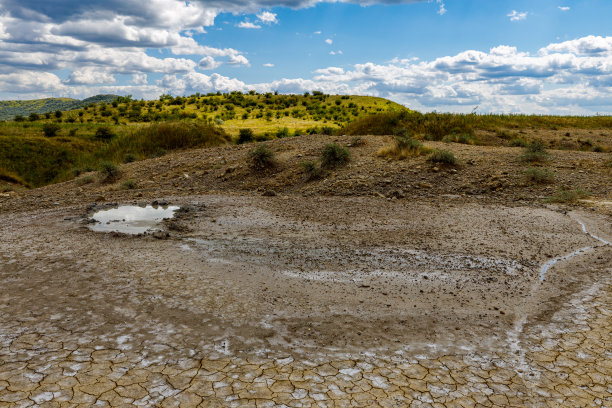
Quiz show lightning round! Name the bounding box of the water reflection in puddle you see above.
[89,205,179,234]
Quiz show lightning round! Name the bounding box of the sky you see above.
[0,0,611,114]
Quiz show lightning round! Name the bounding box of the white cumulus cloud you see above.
[257,11,278,24]
[507,10,527,22]
[237,21,261,29]
[198,56,223,70]
[227,54,250,66]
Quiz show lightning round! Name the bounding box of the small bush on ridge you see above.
[300,160,326,180]
[321,143,350,168]
[98,161,121,183]
[248,145,275,171]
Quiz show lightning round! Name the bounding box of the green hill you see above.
[0,94,120,121]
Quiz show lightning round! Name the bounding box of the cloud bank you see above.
[0,1,610,114]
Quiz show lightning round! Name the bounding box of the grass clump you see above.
[544,188,590,203]
[98,161,121,183]
[75,175,95,186]
[123,153,137,163]
[443,133,478,145]
[378,136,428,160]
[524,167,554,184]
[248,145,275,171]
[520,140,549,163]
[321,143,350,168]
[121,179,137,190]
[300,160,326,180]
[428,149,458,165]
[509,137,529,147]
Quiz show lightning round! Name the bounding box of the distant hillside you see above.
[0,94,120,120]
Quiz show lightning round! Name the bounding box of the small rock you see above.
[152,231,170,239]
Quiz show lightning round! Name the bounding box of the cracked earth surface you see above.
[1,194,611,407]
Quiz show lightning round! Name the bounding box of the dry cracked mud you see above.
[1,191,611,407]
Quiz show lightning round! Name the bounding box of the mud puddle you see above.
[89,205,179,234]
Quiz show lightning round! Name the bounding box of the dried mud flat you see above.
[1,190,611,407]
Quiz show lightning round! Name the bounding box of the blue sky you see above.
[0,0,611,114]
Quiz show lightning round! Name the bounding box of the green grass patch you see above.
[519,140,549,163]
[428,149,458,165]
[121,179,137,190]
[544,189,591,203]
[378,136,429,160]
[524,167,555,184]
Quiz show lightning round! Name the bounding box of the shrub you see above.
[248,145,275,171]
[321,143,350,168]
[121,179,137,190]
[42,123,61,137]
[428,149,458,165]
[54,110,62,118]
[520,140,549,163]
[238,128,254,144]
[524,167,554,184]
[544,189,590,203]
[276,127,290,138]
[95,126,115,140]
[28,113,40,121]
[378,136,428,160]
[300,160,326,180]
[98,161,120,182]
[320,126,334,135]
